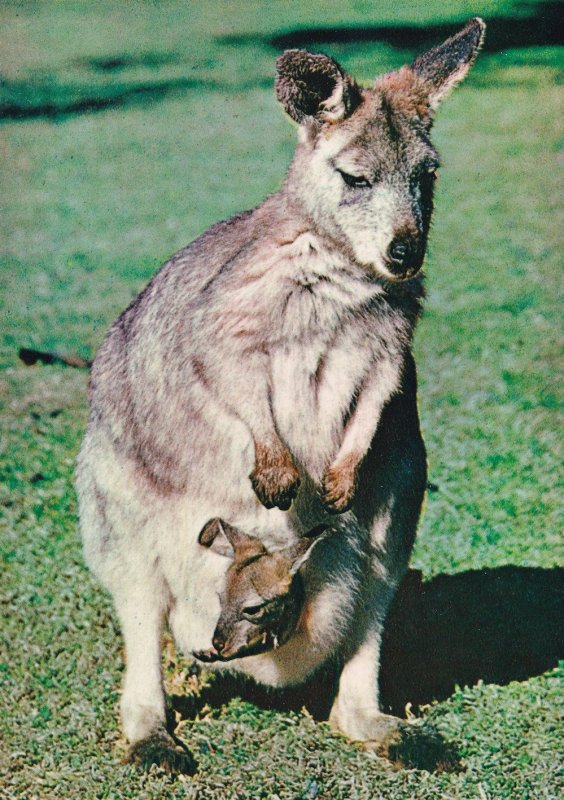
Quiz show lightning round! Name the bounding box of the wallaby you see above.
[193,519,331,663]
[76,18,485,774]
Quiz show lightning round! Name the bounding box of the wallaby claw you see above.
[250,456,300,510]
[125,729,197,775]
[320,462,358,514]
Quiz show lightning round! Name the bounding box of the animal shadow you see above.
[221,2,562,53]
[173,565,563,722]
[380,565,564,715]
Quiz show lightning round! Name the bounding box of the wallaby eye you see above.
[336,169,371,189]
[242,603,267,622]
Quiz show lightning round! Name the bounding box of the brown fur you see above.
[375,67,432,121]
[76,18,486,774]
[194,520,330,662]
[321,451,360,513]
[250,440,301,510]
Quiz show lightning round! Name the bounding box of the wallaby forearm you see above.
[201,348,300,510]
[322,356,402,512]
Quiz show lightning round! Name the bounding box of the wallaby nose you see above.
[212,635,225,653]
[386,230,423,277]
[389,240,409,264]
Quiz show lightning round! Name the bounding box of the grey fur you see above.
[76,18,485,773]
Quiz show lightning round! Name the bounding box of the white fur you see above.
[74,24,488,757]
[342,185,404,279]
[290,129,419,283]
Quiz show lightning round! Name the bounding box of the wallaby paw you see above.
[125,729,197,775]
[320,460,358,514]
[363,720,460,773]
[250,446,300,510]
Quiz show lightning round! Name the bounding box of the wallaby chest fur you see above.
[76,17,485,771]
[81,189,409,675]
[91,196,419,493]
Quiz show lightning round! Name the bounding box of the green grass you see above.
[1,1,562,798]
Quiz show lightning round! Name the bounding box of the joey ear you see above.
[285,525,334,576]
[275,50,362,124]
[198,518,267,561]
[198,518,235,558]
[411,17,486,112]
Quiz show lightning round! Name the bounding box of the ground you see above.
[0,1,562,798]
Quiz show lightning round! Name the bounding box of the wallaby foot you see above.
[125,728,197,775]
[328,634,456,772]
[363,718,460,773]
[250,442,300,510]
[320,457,358,513]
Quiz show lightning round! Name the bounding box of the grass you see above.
[1,1,562,798]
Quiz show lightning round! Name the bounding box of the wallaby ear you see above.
[411,17,486,112]
[285,525,333,576]
[276,50,362,124]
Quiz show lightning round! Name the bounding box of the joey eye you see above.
[242,603,267,622]
[336,169,371,189]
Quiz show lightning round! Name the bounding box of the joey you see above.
[193,519,331,662]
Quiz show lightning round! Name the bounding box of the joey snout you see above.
[193,624,277,663]
[192,645,221,663]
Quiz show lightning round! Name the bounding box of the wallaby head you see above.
[277,17,485,282]
[194,519,331,662]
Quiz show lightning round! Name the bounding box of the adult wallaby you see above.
[76,18,485,773]
[193,519,332,663]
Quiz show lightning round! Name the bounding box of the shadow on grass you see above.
[82,53,183,72]
[258,1,562,52]
[0,76,272,122]
[173,565,563,722]
[2,1,560,122]
[380,564,564,715]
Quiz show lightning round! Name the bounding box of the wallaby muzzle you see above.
[385,227,425,280]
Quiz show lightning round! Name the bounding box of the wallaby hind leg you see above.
[115,585,196,774]
[328,487,418,745]
[328,620,396,742]
[329,625,459,772]
[329,349,427,745]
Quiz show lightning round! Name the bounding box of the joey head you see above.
[193,519,331,662]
